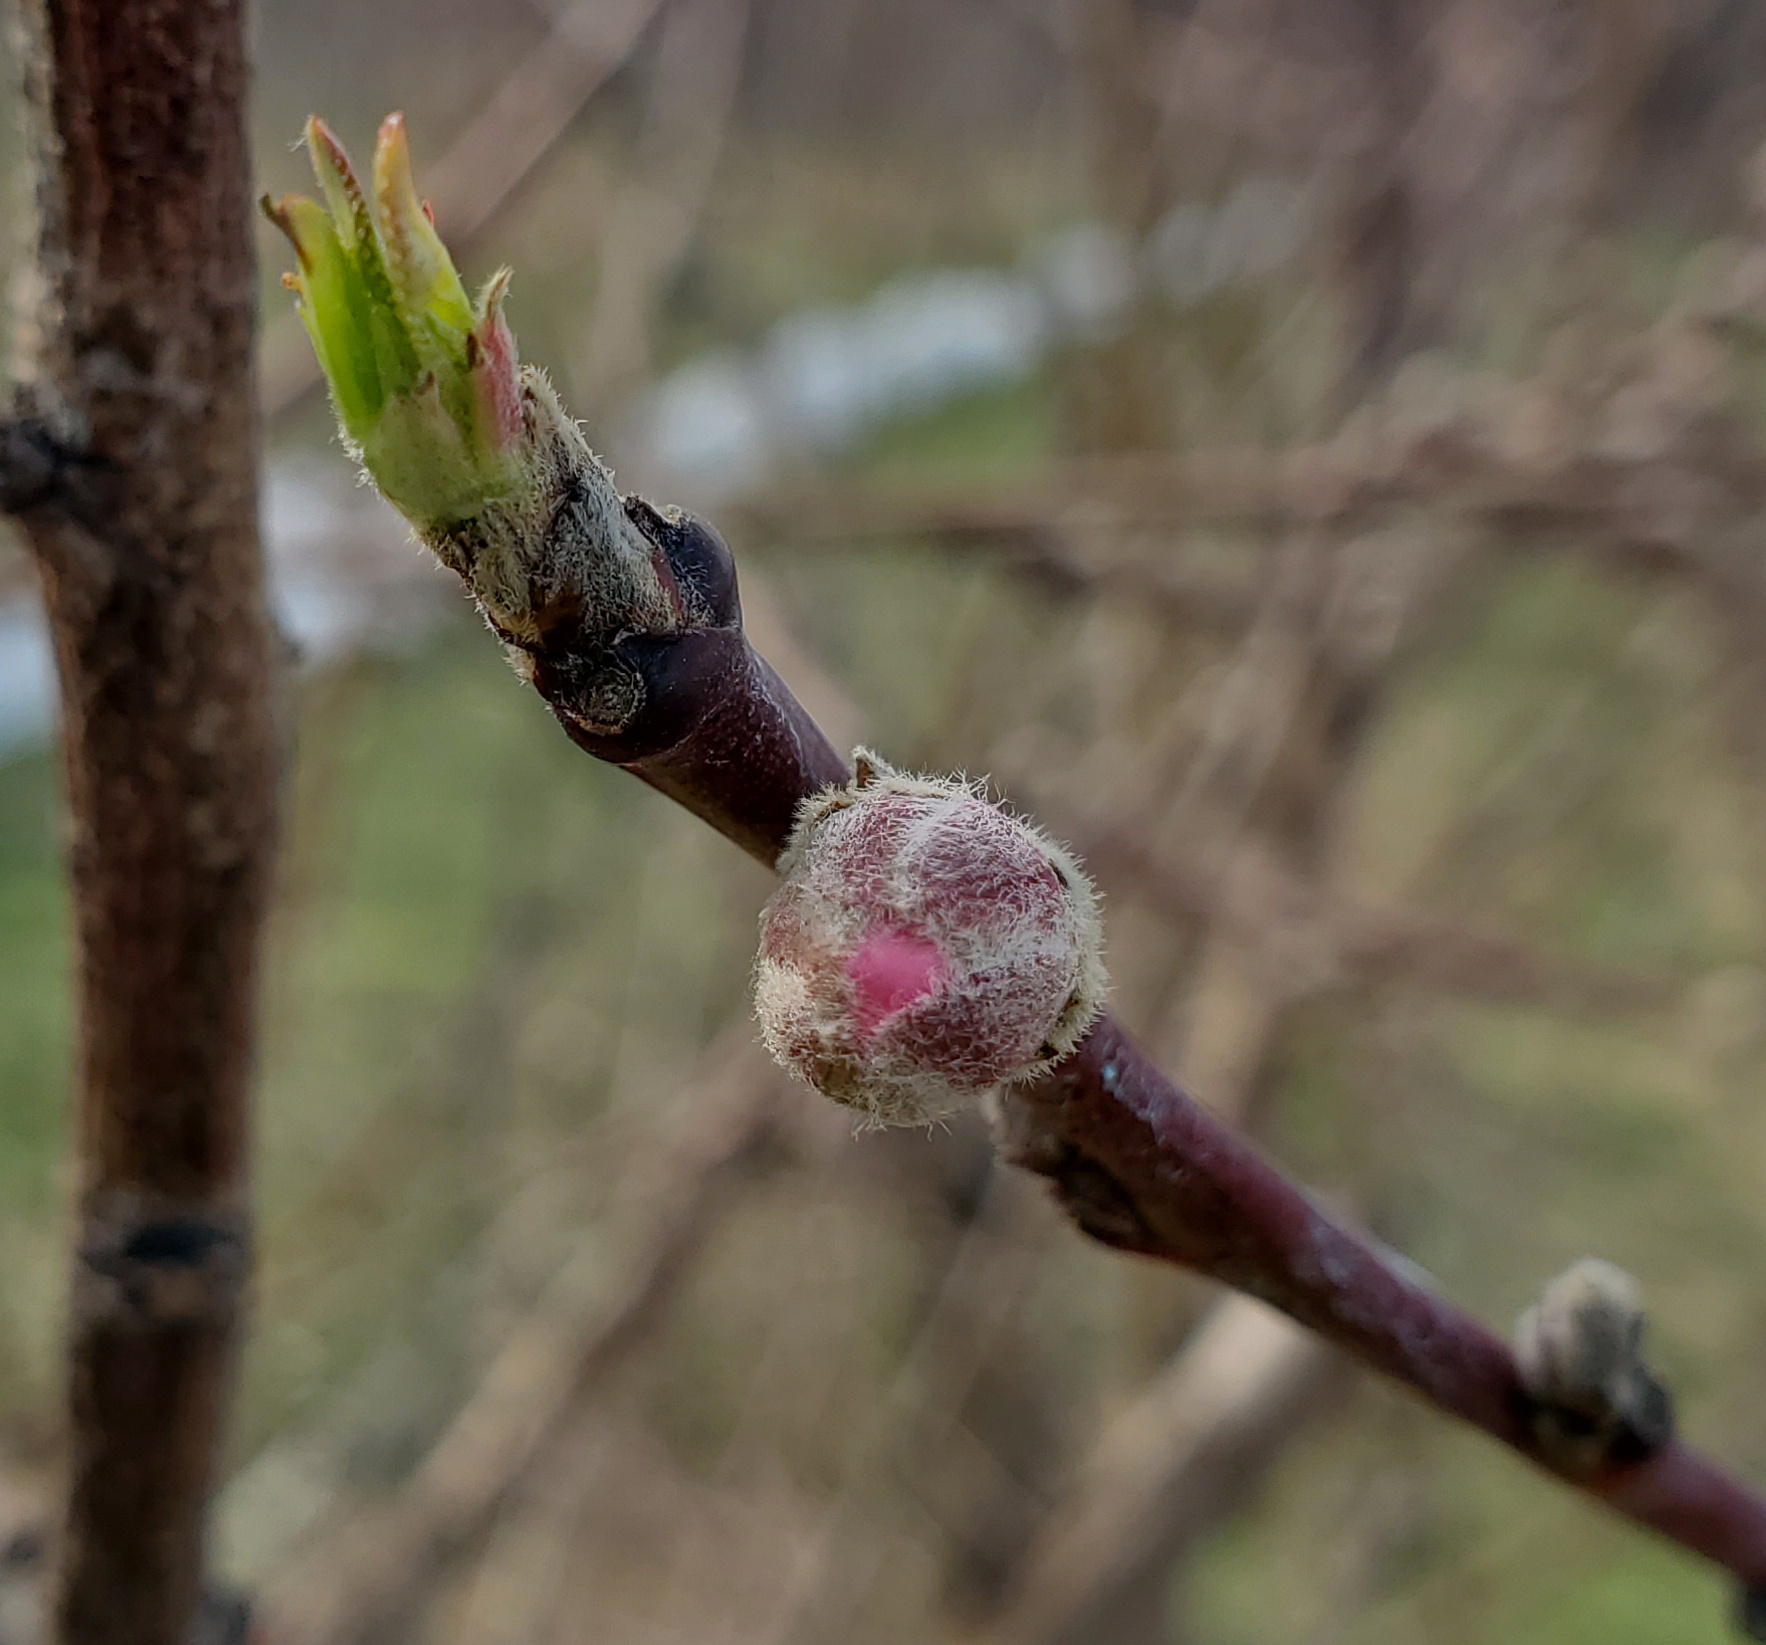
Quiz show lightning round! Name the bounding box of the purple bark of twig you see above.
[1006,1020,1766,1587]
[535,503,846,859]
[491,499,1766,1601]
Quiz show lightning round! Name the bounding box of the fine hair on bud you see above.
[1514,1257,1673,1468]
[753,750,1108,1127]
[265,115,687,704]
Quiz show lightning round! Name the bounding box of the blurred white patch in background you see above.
[1147,178,1315,307]
[0,183,1309,765]
[640,348,775,490]
[638,189,1308,502]
[262,459,456,668]
[0,600,54,760]
[0,461,456,764]
[1025,219,1138,339]
[645,265,1050,490]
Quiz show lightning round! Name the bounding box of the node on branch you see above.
[1514,1257,1674,1472]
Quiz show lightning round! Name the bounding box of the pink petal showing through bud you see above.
[847,928,945,1042]
[469,271,523,452]
[753,753,1107,1126]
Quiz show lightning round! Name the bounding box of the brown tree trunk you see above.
[5,3,276,1642]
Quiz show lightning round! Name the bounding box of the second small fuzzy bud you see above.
[1514,1257,1673,1470]
[754,752,1107,1127]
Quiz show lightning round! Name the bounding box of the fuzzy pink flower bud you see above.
[754,752,1107,1126]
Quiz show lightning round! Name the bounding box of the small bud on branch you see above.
[1515,1258,1674,1472]
[755,752,1106,1125]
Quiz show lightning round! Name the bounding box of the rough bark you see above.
[6,2,277,1642]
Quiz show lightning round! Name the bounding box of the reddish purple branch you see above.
[1004,1019,1766,1587]
[552,629,847,862]
[465,502,1766,1604]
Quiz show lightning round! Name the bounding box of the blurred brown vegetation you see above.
[8,0,1766,1640]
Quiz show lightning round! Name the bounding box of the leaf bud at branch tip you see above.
[753,751,1108,1128]
[261,114,525,532]
[265,115,680,675]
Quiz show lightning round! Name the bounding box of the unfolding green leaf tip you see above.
[265,115,528,529]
